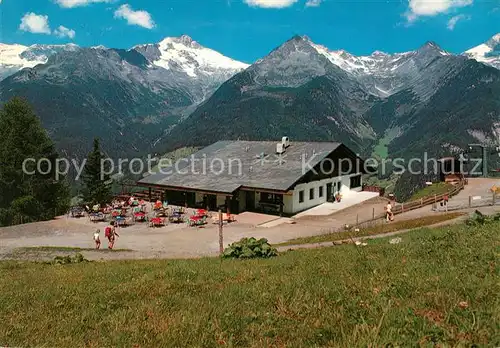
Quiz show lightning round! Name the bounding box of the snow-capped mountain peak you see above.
[418,41,450,56]
[463,33,500,70]
[487,33,500,45]
[305,38,455,97]
[309,42,367,73]
[0,43,33,67]
[134,35,249,78]
[0,42,80,80]
[371,50,388,56]
[21,43,80,61]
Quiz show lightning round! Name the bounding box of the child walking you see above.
[93,229,101,249]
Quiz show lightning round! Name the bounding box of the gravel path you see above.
[1,187,498,262]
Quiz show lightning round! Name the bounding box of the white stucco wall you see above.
[283,194,294,214]
[287,173,362,213]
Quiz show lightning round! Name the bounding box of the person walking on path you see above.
[385,202,394,222]
[93,229,101,249]
[105,222,120,250]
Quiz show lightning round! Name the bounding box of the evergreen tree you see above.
[0,97,70,226]
[81,138,112,206]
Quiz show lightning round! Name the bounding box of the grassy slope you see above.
[1,222,499,347]
[363,174,399,194]
[407,182,454,202]
[371,128,400,161]
[277,212,465,246]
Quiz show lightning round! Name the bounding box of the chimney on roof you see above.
[277,136,289,155]
[282,136,290,148]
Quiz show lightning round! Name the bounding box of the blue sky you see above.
[1,0,499,63]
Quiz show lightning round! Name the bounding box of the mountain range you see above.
[164,34,500,160]
[464,34,500,70]
[0,34,499,166]
[0,35,248,159]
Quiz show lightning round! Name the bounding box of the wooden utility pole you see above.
[218,209,223,255]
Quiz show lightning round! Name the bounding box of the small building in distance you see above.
[438,157,466,184]
[137,137,369,215]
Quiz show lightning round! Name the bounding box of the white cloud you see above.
[19,12,77,39]
[54,25,76,39]
[19,13,51,34]
[305,0,321,7]
[114,4,155,29]
[405,0,473,22]
[244,0,298,8]
[447,14,470,30]
[55,0,112,8]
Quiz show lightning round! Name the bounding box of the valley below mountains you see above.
[1,33,499,170]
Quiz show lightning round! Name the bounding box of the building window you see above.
[309,188,314,200]
[299,190,304,203]
[319,186,324,198]
[350,175,361,188]
[260,192,283,204]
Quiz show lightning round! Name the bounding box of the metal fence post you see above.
[218,210,223,255]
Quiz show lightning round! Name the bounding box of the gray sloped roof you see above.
[138,140,341,194]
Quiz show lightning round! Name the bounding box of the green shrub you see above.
[465,210,500,226]
[222,237,278,259]
[48,253,89,265]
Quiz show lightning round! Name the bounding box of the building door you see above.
[326,183,333,202]
[245,191,255,211]
[337,181,341,194]
[186,192,195,206]
[230,196,239,214]
[207,195,217,211]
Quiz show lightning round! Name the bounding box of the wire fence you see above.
[317,180,469,235]
[390,181,465,215]
[432,196,500,212]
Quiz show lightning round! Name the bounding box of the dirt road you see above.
[1,189,496,261]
